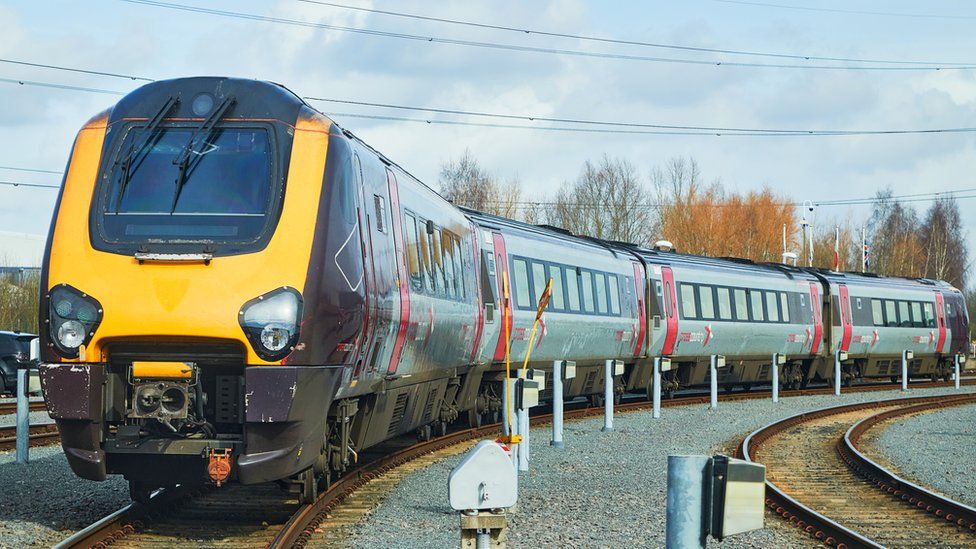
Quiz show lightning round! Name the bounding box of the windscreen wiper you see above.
[170,96,236,213]
[114,96,179,212]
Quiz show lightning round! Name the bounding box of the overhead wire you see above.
[710,0,976,20]
[115,0,975,71]
[295,0,975,67]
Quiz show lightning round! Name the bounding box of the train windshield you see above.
[99,126,274,245]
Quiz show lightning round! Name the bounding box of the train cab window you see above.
[679,283,697,319]
[608,275,621,315]
[765,291,780,322]
[549,266,566,311]
[373,194,387,233]
[532,261,547,306]
[733,288,748,321]
[898,301,911,328]
[479,251,497,312]
[922,302,935,327]
[716,287,733,320]
[404,213,422,290]
[664,281,674,318]
[581,270,595,313]
[871,299,884,326]
[699,285,715,320]
[594,273,609,314]
[910,301,923,328]
[417,218,434,292]
[513,259,531,309]
[566,268,582,312]
[750,290,765,322]
[884,300,898,327]
[780,293,790,323]
[651,280,663,317]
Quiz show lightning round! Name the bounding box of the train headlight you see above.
[239,287,303,361]
[47,284,103,358]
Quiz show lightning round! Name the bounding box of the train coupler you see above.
[207,448,233,487]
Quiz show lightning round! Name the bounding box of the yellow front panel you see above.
[131,361,194,379]
[47,113,331,364]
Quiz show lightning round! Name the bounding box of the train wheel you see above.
[664,388,675,400]
[299,470,317,505]
[468,409,483,428]
[439,421,448,437]
[591,394,604,408]
[129,481,154,504]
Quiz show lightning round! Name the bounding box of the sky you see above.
[1,0,975,269]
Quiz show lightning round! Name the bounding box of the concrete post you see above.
[709,355,718,409]
[502,378,511,438]
[15,367,28,464]
[517,405,529,472]
[955,354,961,390]
[665,455,709,549]
[551,360,564,448]
[771,353,779,404]
[901,350,909,391]
[834,350,842,396]
[602,359,614,432]
[652,357,662,420]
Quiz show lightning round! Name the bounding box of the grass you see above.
[0,273,39,334]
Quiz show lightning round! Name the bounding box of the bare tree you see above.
[438,150,526,219]
[865,188,924,279]
[548,155,654,244]
[920,196,968,290]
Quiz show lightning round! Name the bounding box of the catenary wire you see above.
[295,0,975,67]
[0,165,63,175]
[711,0,976,20]
[115,0,976,71]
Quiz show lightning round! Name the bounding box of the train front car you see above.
[38,78,364,501]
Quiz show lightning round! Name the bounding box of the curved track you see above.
[0,422,58,451]
[741,393,976,548]
[57,380,975,548]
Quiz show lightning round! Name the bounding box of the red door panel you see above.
[386,170,410,374]
[491,233,512,362]
[809,282,823,355]
[661,266,678,356]
[838,284,853,352]
[632,262,646,358]
[935,292,947,353]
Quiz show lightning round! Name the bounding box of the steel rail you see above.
[740,393,976,548]
[839,396,976,533]
[0,422,58,451]
[0,400,47,415]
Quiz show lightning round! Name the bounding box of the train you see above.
[38,77,971,503]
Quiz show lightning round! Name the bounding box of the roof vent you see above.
[653,240,674,252]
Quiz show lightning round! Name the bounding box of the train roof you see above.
[805,268,960,292]
[460,207,629,257]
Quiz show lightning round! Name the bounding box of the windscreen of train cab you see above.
[92,124,282,255]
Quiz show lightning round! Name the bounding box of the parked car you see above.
[0,331,36,394]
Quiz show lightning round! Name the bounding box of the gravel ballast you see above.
[872,402,976,508]
[0,411,52,428]
[331,385,976,549]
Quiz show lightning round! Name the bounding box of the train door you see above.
[934,292,947,353]
[491,232,512,362]
[808,282,823,354]
[631,262,646,358]
[838,284,853,352]
[353,153,378,379]
[385,169,410,374]
[660,266,678,356]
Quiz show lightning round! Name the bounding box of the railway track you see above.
[742,393,976,548]
[0,400,46,415]
[0,422,59,451]
[55,379,976,548]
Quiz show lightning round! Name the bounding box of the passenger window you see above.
[898,301,910,328]
[430,228,444,293]
[651,280,664,317]
[780,293,790,323]
[923,303,935,327]
[884,300,898,327]
[513,259,531,309]
[416,218,432,292]
[550,266,566,311]
[733,288,748,321]
[595,273,608,314]
[910,302,923,328]
[871,299,884,326]
[680,283,697,319]
[532,261,547,305]
[750,290,765,322]
[566,268,581,312]
[716,287,732,320]
[404,213,422,291]
[442,233,455,299]
[581,271,595,313]
[699,285,715,320]
[608,275,621,315]
[765,290,779,322]
[453,236,464,299]
[373,194,386,233]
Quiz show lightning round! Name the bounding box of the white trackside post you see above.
[709,355,718,409]
[15,367,28,464]
[518,404,529,472]
[955,354,961,390]
[652,357,662,419]
[834,349,842,396]
[552,360,564,448]
[665,455,709,549]
[502,379,510,438]
[602,359,614,432]
[902,350,909,391]
[772,354,779,403]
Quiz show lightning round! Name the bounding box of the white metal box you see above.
[448,440,518,511]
